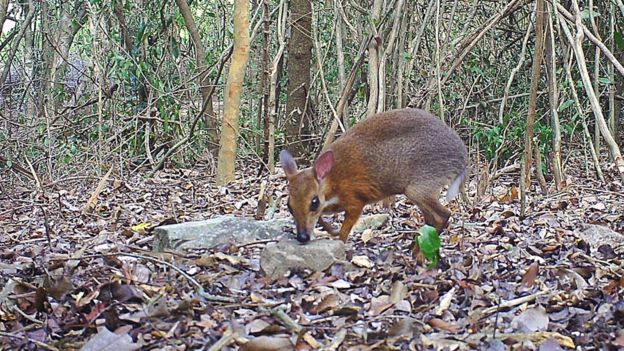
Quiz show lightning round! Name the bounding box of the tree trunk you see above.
[260,0,271,167]
[434,0,444,121]
[561,43,605,183]
[0,0,9,30]
[175,0,216,134]
[334,0,348,127]
[559,0,624,182]
[366,0,383,117]
[49,1,88,108]
[395,3,410,109]
[522,0,545,189]
[589,0,602,158]
[284,0,312,156]
[267,0,288,173]
[215,0,250,185]
[546,4,564,189]
[378,0,404,114]
[610,2,622,147]
[1,0,36,88]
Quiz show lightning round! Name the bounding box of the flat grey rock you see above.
[153,216,289,252]
[260,239,346,278]
[577,224,624,254]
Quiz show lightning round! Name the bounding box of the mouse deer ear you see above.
[314,150,334,181]
[280,150,298,177]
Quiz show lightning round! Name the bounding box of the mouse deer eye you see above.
[310,196,320,212]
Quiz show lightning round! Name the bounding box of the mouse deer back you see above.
[280,108,468,243]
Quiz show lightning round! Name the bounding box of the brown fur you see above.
[282,108,468,243]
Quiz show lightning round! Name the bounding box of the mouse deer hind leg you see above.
[405,185,451,233]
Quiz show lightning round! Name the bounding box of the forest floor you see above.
[1,156,623,350]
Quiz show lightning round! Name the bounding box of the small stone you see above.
[260,239,346,278]
[352,214,391,233]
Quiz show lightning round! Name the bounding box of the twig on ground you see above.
[481,290,549,316]
[0,331,60,351]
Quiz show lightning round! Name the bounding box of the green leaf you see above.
[417,225,441,267]
[598,77,611,85]
[615,31,624,50]
[558,99,574,112]
[580,8,600,20]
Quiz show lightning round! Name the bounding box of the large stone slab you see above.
[153,216,290,252]
[260,239,346,278]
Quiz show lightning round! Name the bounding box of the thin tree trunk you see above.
[284,0,313,155]
[49,1,88,108]
[534,145,548,193]
[405,0,435,107]
[558,0,624,181]
[395,5,409,109]
[499,4,534,124]
[366,0,383,117]
[0,0,36,87]
[546,4,564,189]
[523,0,546,189]
[260,0,271,167]
[311,3,344,139]
[434,0,444,121]
[322,38,368,149]
[552,2,624,78]
[267,0,288,173]
[421,0,524,105]
[175,0,216,133]
[215,0,250,185]
[608,2,618,144]
[0,0,9,31]
[334,0,348,127]
[588,0,602,157]
[378,0,404,114]
[520,154,527,217]
[561,42,605,182]
[113,0,132,53]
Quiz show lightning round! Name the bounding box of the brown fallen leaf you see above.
[499,186,518,203]
[351,255,373,268]
[239,336,294,351]
[369,295,393,316]
[428,318,459,333]
[311,293,339,314]
[85,303,107,324]
[521,262,539,288]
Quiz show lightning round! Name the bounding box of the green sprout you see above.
[417,225,441,268]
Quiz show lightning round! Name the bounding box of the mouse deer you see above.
[280,108,468,243]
